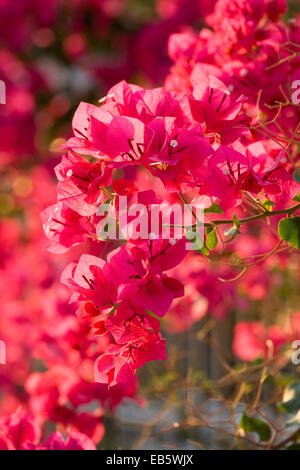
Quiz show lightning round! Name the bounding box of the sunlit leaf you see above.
[204,203,224,214]
[278,217,300,250]
[205,226,218,251]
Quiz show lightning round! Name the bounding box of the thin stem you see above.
[206,203,300,228]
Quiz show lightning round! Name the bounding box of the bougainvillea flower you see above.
[189,74,246,144]
[55,152,112,216]
[245,143,298,206]
[233,322,288,361]
[32,431,96,451]
[61,254,118,310]
[207,146,250,208]
[41,202,98,253]
[0,408,96,450]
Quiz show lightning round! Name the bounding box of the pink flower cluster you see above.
[1,0,220,450]
[0,408,95,450]
[63,239,186,387]
[0,168,140,449]
[1,0,300,450]
[166,0,300,138]
[43,0,300,390]
[0,0,215,169]
[233,312,300,362]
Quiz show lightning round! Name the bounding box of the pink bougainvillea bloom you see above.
[0,408,41,450]
[207,146,250,208]
[245,143,298,206]
[55,152,112,216]
[233,322,288,361]
[41,202,97,253]
[189,74,246,144]
[94,353,135,388]
[35,431,96,451]
[61,254,118,310]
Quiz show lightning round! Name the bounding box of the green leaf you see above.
[278,217,300,250]
[262,198,275,211]
[205,226,218,251]
[240,411,271,442]
[286,444,300,450]
[293,170,300,184]
[204,203,224,214]
[293,192,300,203]
[265,374,275,385]
[249,358,264,366]
[233,212,240,228]
[197,244,210,256]
[280,381,300,415]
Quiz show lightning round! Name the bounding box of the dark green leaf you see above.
[240,411,271,442]
[286,444,300,450]
[278,217,300,250]
[204,203,224,214]
[280,381,300,415]
[293,170,300,184]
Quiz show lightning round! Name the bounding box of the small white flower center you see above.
[66,169,73,177]
[170,139,178,148]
